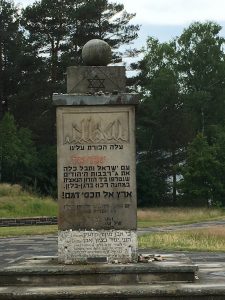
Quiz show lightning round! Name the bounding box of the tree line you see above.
[1,0,225,207]
[136,22,225,207]
[0,0,139,195]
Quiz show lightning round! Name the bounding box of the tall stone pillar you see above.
[53,39,139,264]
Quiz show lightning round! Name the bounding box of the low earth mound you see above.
[0,184,57,218]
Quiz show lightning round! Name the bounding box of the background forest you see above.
[1,0,225,208]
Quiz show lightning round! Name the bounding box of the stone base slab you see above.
[58,230,138,264]
[1,285,225,300]
[0,254,198,286]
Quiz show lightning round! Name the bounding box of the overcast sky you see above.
[15,0,225,48]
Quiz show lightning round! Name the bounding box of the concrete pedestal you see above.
[54,93,139,264]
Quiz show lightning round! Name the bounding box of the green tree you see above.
[0,0,48,133]
[209,126,225,206]
[137,151,169,207]
[22,0,74,87]
[16,127,39,185]
[178,22,225,133]
[22,0,139,86]
[137,38,193,204]
[179,133,223,206]
[0,112,20,181]
[0,0,22,119]
[0,113,38,185]
[136,22,225,206]
[35,145,57,196]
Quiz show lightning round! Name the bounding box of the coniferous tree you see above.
[22,0,140,87]
[137,38,193,204]
[178,22,225,134]
[137,22,225,206]
[0,0,22,119]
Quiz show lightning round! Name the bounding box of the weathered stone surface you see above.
[82,39,112,66]
[53,93,139,106]
[67,66,126,93]
[58,230,137,264]
[1,285,225,300]
[57,105,137,231]
[0,254,198,285]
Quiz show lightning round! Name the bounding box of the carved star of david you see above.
[88,75,105,91]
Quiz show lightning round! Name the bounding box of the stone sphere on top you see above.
[82,39,112,66]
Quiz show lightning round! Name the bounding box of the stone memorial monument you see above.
[0,39,199,300]
[53,39,139,264]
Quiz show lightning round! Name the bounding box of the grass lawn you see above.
[137,207,225,227]
[139,226,225,252]
[0,225,58,237]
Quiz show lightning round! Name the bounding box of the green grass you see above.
[139,226,225,252]
[0,225,58,237]
[137,207,225,227]
[0,184,57,217]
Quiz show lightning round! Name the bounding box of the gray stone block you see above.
[56,106,137,231]
[67,66,126,94]
[53,93,139,106]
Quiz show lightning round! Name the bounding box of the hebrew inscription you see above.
[57,106,136,231]
[58,230,137,263]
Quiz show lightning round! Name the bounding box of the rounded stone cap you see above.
[82,39,112,66]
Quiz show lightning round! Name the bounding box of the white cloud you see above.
[15,0,32,7]
[16,0,225,26]
[116,0,225,25]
